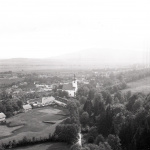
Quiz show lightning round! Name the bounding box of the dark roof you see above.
[62,83,75,91]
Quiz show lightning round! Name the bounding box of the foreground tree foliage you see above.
[54,101,80,144]
[0,99,23,117]
[80,112,89,127]
[77,82,150,150]
[97,106,114,137]
[54,124,79,144]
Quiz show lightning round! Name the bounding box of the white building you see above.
[0,112,6,123]
[62,76,78,97]
[42,96,55,105]
[23,104,32,112]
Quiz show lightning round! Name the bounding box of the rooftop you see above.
[62,83,75,91]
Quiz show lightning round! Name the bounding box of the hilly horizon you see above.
[0,49,145,71]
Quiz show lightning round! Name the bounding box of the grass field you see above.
[0,125,24,137]
[122,77,150,94]
[0,107,67,144]
[12,143,70,150]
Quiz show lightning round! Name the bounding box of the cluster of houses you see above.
[23,96,67,111]
[0,96,67,124]
[0,75,78,124]
[34,82,57,92]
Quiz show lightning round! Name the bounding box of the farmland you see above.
[0,107,68,144]
[122,77,150,94]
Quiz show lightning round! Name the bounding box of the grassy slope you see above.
[0,107,66,144]
[122,77,150,94]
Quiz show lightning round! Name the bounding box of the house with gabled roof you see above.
[23,104,32,112]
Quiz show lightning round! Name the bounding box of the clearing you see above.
[0,107,67,144]
[122,77,150,94]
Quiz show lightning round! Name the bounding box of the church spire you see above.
[74,74,76,82]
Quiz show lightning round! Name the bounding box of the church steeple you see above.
[74,74,76,82]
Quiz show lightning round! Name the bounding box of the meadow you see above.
[0,107,67,145]
[122,77,150,94]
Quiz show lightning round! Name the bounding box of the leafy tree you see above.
[0,102,6,114]
[80,96,87,105]
[114,97,119,104]
[80,112,89,126]
[87,126,98,141]
[17,100,23,109]
[83,100,93,116]
[126,93,143,112]
[107,134,121,150]
[105,93,113,105]
[132,98,143,113]
[114,91,124,103]
[95,134,105,145]
[119,116,136,150]
[126,91,132,100]
[88,88,96,100]
[101,90,109,100]
[67,101,80,124]
[12,102,19,111]
[54,124,79,144]
[99,142,112,150]
[86,144,99,150]
[112,85,119,93]
[97,106,114,137]
[67,101,79,117]
[77,86,89,98]
[93,93,105,116]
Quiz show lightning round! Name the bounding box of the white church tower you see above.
[72,74,78,94]
[62,74,78,97]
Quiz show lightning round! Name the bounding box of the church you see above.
[62,75,78,97]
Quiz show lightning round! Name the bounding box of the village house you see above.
[0,112,6,123]
[41,96,66,107]
[42,96,55,105]
[20,82,27,86]
[23,104,32,112]
[12,85,18,89]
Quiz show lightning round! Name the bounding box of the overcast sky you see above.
[0,0,150,62]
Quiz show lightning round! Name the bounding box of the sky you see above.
[0,0,150,62]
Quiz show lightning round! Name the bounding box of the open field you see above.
[0,107,67,144]
[122,77,150,94]
[12,143,70,150]
[0,125,24,137]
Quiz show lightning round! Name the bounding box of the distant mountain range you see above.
[0,49,144,71]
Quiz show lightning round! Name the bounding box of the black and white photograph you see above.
[0,0,150,150]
